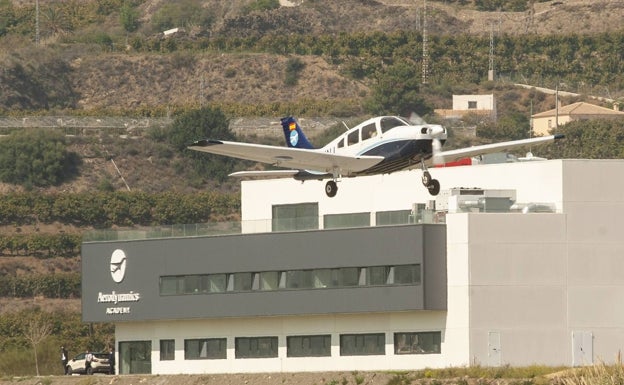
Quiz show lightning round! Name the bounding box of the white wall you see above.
[241,160,565,228]
[452,95,495,111]
[116,311,466,374]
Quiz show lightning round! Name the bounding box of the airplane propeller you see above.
[408,112,444,166]
[432,138,443,166]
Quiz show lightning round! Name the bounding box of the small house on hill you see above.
[532,101,624,136]
[435,94,497,122]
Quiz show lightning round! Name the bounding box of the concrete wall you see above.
[241,160,566,227]
[116,311,465,374]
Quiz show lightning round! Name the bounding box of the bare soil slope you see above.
[0,372,550,385]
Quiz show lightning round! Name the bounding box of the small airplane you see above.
[188,116,564,197]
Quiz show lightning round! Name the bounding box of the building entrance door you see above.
[119,341,152,374]
[487,331,501,367]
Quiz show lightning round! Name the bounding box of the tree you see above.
[364,61,433,117]
[119,1,139,33]
[166,107,239,181]
[0,129,80,188]
[477,112,530,141]
[22,312,53,376]
[284,57,305,86]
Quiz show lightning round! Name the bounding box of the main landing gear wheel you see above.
[421,170,440,196]
[325,180,338,197]
[427,179,441,196]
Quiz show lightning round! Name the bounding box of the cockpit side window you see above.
[337,137,345,148]
[347,130,359,146]
[361,123,377,140]
[380,117,408,133]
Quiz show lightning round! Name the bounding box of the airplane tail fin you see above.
[281,116,314,149]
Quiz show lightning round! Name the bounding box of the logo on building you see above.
[110,249,127,283]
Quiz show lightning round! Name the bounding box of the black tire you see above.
[325,180,338,197]
[427,179,441,196]
[66,366,73,375]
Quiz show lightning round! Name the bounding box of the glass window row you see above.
[160,264,420,296]
[159,332,441,361]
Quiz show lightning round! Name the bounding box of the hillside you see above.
[1,0,623,112]
[0,0,623,376]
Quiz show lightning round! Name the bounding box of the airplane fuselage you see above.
[319,116,447,177]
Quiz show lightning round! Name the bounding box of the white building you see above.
[435,94,497,121]
[82,159,624,374]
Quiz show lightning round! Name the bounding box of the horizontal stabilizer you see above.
[229,170,300,178]
[230,169,333,181]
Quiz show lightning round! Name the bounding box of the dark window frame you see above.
[287,335,332,357]
[235,336,278,359]
[184,338,227,360]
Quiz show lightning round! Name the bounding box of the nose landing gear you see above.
[325,180,338,197]
[421,166,441,196]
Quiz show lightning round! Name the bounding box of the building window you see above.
[393,265,421,285]
[394,332,441,354]
[160,276,183,295]
[468,101,477,109]
[287,335,331,357]
[235,337,278,359]
[160,264,420,296]
[367,266,391,285]
[119,341,151,374]
[205,273,227,293]
[160,339,175,361]
[231,272,253,291]
[323,212,370,229]
[376,210,411,226]
[340,333,385,356]
[184,338,226,360]
[285,270,314,289]
[259,271,279,290]
[272,203,319,231]
[184,275,201,294]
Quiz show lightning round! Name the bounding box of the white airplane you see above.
[188,116,564,197]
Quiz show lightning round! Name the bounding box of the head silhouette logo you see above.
[110,249,127,283]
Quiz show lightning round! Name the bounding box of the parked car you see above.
[66,352,110,375]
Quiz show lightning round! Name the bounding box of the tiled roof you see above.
[532,102,624,118]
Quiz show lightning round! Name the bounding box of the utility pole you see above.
[422,0,428,85]
[488,24,495,81]
[35,0,40,45]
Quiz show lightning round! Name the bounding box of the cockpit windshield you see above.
[380,117,410,133]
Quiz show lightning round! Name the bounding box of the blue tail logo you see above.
[281,117,314,149]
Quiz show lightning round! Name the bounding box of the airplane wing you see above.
[188,139,384,174]
[432,134,564,165]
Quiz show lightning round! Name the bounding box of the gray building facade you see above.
[82,224,447,323]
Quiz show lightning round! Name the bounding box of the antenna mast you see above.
[422,0,428,85]
[488,24,494,81]
[35,0,40,45]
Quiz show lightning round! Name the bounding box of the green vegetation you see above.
[119,1,140,33]
[285,57,306,86]
[150,0,213,32]
[244,0,280,13]
[0,190,239,228]
[0,273,80,299]
[0,309,113,376]
[158,107,241,182]
[0,129,80,188]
